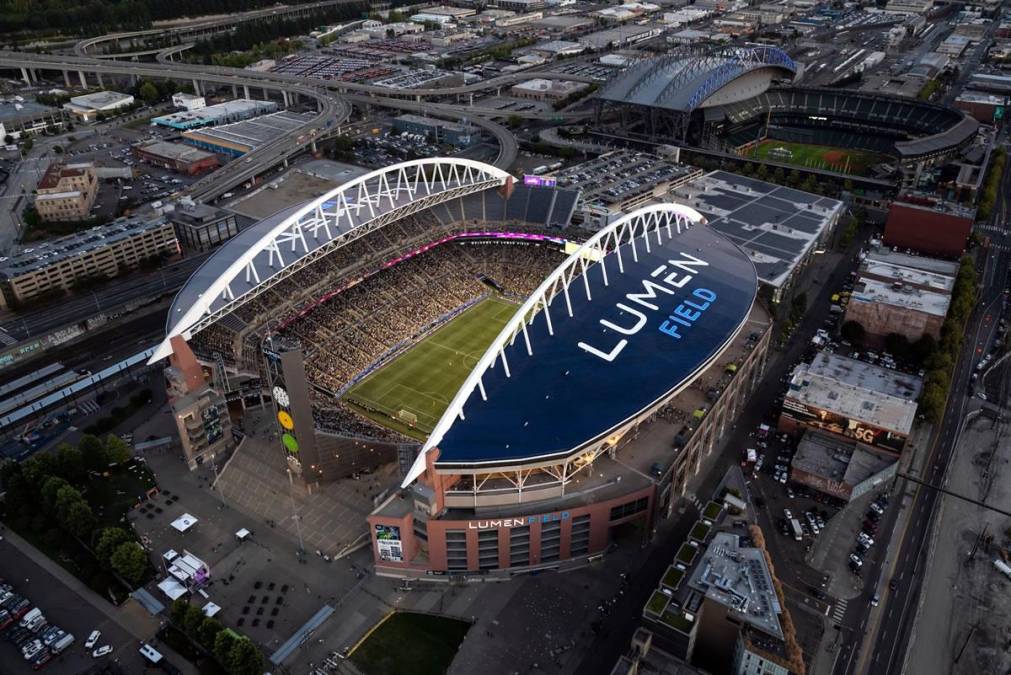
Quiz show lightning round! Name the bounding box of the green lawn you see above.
[748,140,889,175]
[351,612,471,675]
[343,297,516,437]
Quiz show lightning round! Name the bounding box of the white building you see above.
[172,93,206,111]
[63,91,134,121]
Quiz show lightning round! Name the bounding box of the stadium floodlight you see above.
[402,202,707,487]
[151,158,512,364]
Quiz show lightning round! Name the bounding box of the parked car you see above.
[84,630,101,650]
[849,553,863,567]
[92,645,113,658]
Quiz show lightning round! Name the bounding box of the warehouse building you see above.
[790,430,898,502]
[0,216,178,308]
[779,353,923,453]
[152,99,278,130]
[844,251,955,344]
[953,91,1008,123]
[34,163,98,222]
[133,140,220,175]
[181,111,315,157]
[883,198,975,257]
[392,114,477,147]
[63,91,134,121]
[171,92,206,111]
[510,78,590,101]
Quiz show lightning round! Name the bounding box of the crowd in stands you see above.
[187,192,574,438]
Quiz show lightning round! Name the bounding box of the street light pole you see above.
[287,467,305,557]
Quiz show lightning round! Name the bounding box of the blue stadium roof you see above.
[434,224,758,469]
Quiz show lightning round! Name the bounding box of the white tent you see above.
[202,601,221,618]
[171,514,198,533]
[157,578,187,600]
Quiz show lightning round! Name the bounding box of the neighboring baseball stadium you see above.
[596,45,979,179]
[156,158,773,578]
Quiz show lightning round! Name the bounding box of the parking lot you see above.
[0,536,150,674]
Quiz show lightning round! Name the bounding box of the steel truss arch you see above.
[403,202,708,487]
[151,158,512,363]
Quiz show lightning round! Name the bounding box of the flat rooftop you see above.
[864,250,959,278]
[181,111,315,152]
[554,150,700,210]
[68,90,132,109]
[136,140,216,163]
[792,429,897,486]
[152,99,276,129]
[687,532,784,640]
[674,171,844,289]
[850,277,950,317]
[786,353,923,436]
[860,258,955,293]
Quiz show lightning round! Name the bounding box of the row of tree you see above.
[0,0,351,36]
[978,147,1007,222]
[168,599,264,675]
[186,2,366,64]
[917,255,979,422]
[0,434,150,590]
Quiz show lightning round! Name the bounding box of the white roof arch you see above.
[152,158,512,363]
[402,202,708,486]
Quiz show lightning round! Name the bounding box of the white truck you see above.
[790,518,804,542]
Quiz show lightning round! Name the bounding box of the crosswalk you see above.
[76,399,100,415]
[830,598,849,624]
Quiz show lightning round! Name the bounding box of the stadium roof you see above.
[597,45,796,113]
[406,204,758,480]
[152,158,512,363]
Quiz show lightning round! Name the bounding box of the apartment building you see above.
[34,163,98,222]
[0,215,179,308]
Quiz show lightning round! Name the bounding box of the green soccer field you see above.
[343,297,517,438]
[748,140,889,175]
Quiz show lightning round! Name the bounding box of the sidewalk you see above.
[2,528,199,675]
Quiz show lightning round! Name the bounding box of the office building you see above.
[779,353,923,453]
[883,198,975,257]
[170,202,242,252]
[392,114,477,147]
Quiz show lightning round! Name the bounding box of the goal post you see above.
[397,409,418,426]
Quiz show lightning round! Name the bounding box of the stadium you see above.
[596,45,980,176]
[156,158,773,577]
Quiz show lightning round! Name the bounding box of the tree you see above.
[22,137,32,151]
[841,320,865,344]
[3,134,11,144]
[104,434,131,465]
[53,145,63,154]
[110,541,148,586]
[197,616,224,649]
[63,500,97,539]
[214,631,239,666]
[170,598,190,627]
[41,476,71,513]
[183,603,206,637]
[507,114,522,129]
[54,484,84,521]
[227,638,264,675]
[138,81,160,105]
[55,443,85,484]
[884,333,910,357]
[79,434,107,471]
[96,527,131,564]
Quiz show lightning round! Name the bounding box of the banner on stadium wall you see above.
[375,525,403,562]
